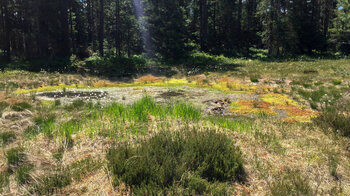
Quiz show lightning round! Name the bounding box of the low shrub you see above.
[107,129,244,194]
[313,99,350,137]
[250,77,259,83]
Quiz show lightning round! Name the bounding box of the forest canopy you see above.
[0,0,349,64]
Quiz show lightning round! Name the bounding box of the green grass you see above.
[59,120,81,145]
[0,172,9,193]
[64,99,86,111]
[208,117,253,133]
[332,80,342,85]
[0,131,16,146]
[15,165,34,185]
[102,96,200,123]
[11,102,32,112]
[0,102,9,116]
[250,77,259,83]
[6,147,26,169]
[107,129,244,194]
[32,157,101,194]
[254,129,285,154]
[313,100,350,137]
[24,113,57,138]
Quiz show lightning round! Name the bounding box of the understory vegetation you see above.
[0,59,349,195]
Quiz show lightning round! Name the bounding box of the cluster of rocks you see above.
[206,98,233,116]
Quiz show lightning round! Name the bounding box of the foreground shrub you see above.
[107,129,244,194]
[313,99,350,137]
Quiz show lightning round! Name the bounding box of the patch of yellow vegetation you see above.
[261,93,300,107]
[230,100,278,116]
[92,81,119,87]
[134,75,162,83]
[230,93,318,122]
[14,84,85,94]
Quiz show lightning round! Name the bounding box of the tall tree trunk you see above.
[57,0,70,57]
[69,7,76,54]
[2,0,11,61]
[99,0,104,57]
[237,0,242,41]
[38,0,49,58]
[115,0,120,56]
[200,0,208,51]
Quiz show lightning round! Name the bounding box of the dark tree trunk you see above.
[69,7,76,54]
[38,0,49,58]
[2,0,11,61]
[99,0,104,57]
[59,0,71,57]
[87,0,93,44]
[237,0,242,38]
[200,0,208,51]
[115,0,121,56]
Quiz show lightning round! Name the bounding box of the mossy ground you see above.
[0,59,349,195]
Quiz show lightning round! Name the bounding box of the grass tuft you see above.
[313,100,350,137]
[15,165,34,185]
[0,131,16,146]
[6,147,26,169]
[269,171,313,196]
[11,102,32,112]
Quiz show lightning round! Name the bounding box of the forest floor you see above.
[0,59,350,195]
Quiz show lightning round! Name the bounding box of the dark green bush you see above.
[250,77,259,83]
[107,129,244,194]
[85,55,146,77]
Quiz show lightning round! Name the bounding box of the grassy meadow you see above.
[0,58,349,195]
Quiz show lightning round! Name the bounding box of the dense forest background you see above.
[0,0,349,67]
